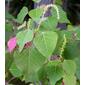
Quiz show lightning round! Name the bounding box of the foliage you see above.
[5,0,80,85]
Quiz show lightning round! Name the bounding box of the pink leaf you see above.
[7,37,17,53]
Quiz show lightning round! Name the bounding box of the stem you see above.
[17,21,26,30]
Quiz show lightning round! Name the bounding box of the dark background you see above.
[5,0,80,25]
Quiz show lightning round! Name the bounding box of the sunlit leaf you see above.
[29,7,44,22]
[17,7,28,23]
[16,29,34,52]
[34,31,58,57]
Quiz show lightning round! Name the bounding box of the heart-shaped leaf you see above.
[33,31,58,58]
[29,7,44,22]
[14,47,46,82]
[45,61,64,85]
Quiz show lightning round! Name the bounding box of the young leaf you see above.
[63,74,76,85]
[9,62,22,77]
[16,29,34,52]
[14,47,46,82]
[62,60,76,75]
[33,31,58,58]
[29,8,44,22]
[17,7,28,23]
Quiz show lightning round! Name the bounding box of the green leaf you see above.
[63,40,80,59]
[51,6,70,23]
[29,8,44,22]
[32,0,41,3]
[5,10,14,19]
[17,7,28,23]
[5,31,14,43]
[46,60,61,67]
[38,60,64,85]
[67,25,80,40]
[67,25,75,31]
[74,28,80,40]
[16,29,34,52]
[33,31,58,58]
[53,29,80,56]
[55,0,62,5]
[63,74,76,85]
[74,57,80,80]
[5,23,13,32]
[9,62,22,77]
[38,66,49,85]
[62,60,76,75]
[40,16,58,31]
[5,22,14,43]
[5,52,13,71]
[58,6,70,23]
[46,63,64,85]
[14,47,46,82]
